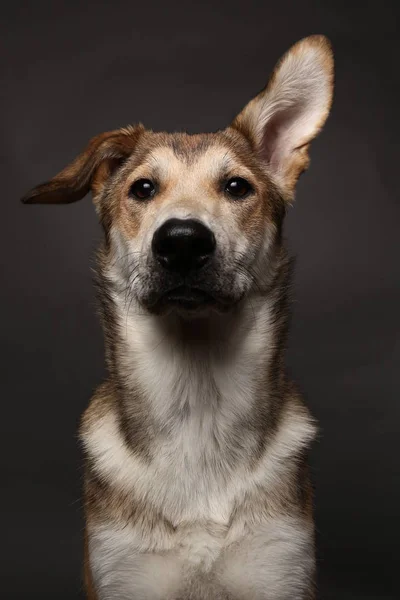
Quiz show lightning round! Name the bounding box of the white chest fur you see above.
[84,292,315,525]
[83,392,315,528]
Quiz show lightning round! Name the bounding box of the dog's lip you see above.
[162,285,215,306]
[145,284,241,314]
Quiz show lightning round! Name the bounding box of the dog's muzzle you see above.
[148,218,220,312]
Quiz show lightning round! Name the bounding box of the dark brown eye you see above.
[225,177,252,199]
[129,179,155,200]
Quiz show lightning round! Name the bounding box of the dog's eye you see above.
[225,177,252,199]
[129,179,155,200]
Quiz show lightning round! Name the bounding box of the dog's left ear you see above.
[21,125,144,204]
[231,35,334,198]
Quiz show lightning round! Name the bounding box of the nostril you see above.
[152,218,216,273]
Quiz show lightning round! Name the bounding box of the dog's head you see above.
[22,36,333,316]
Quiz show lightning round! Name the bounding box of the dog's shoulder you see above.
[80,380,145,495]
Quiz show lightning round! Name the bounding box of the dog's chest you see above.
[134,409,254,525]
[88,421,240,594]
[117,322,265,523]
[84,386,317,599]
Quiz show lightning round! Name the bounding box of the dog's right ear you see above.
[21,125,144,204]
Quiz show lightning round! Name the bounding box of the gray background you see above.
[2,1,399,598]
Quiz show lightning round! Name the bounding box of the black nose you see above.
[152,218,216,274]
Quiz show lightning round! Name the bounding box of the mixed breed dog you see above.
[23,35,334,599]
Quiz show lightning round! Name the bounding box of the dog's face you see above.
[22,35,333,316]
[98,129,283,314]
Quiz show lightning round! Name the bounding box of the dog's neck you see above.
[98,247,291,460]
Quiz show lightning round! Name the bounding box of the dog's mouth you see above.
[144,283,240,315]
[160,285,217,311]
[140,267,245,315]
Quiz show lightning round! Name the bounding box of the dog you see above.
[22,35,334,600]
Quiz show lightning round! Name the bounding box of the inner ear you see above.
[261,104,306,169]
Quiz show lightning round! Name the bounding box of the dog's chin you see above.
[142,286,238,317]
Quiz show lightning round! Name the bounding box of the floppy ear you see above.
[21,125,144,204]
[231,35,334,198]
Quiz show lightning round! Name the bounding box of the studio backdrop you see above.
[1,2,399,599]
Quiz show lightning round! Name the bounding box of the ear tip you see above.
[305,34,332,46]
[21,186,43,203]
[21,193,34,204]
[297,34,334,60]
[289,35,334,85]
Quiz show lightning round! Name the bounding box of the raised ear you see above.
[231,35,334,198]
[21,124,144,204]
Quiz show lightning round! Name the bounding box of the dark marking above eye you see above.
[225,177,253,199]
[169,134,213,165]
[129,179,155,200]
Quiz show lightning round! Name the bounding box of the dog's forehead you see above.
[130,132,254,182]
